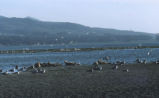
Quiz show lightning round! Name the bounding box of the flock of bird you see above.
[88,58,129,72]
[0,65,27,75]
[0,50,158,75]
[88,50,159,73]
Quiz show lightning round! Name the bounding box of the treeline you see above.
[0,16,157,45]
[0,33,153,45]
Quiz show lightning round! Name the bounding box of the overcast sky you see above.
[0,0,159,33]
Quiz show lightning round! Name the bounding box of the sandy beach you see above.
[0,63,159,98]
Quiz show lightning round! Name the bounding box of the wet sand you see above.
[0,63,159,98]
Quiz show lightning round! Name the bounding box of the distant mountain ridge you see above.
[0,15,157,45]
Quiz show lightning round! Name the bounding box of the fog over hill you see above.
[0,16,157,45]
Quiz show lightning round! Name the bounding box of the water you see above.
[0,42,159,50]
[0,45,159,70]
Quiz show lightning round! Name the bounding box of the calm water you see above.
[0,43,159,70]
[0,42,159,50]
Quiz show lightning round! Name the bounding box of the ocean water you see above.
[0,42,159,50]
[0,43,159,70]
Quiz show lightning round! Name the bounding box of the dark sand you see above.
[0,63,159,98]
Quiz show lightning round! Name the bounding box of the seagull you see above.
[112,65,119,70]
[2,70,9,75]
[123,69,129,72]
[147,52,150,56]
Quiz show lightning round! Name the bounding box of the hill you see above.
[0,16,156,45]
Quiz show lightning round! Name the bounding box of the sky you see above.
[0,0,159,33]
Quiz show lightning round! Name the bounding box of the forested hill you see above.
[0,16,156,45]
